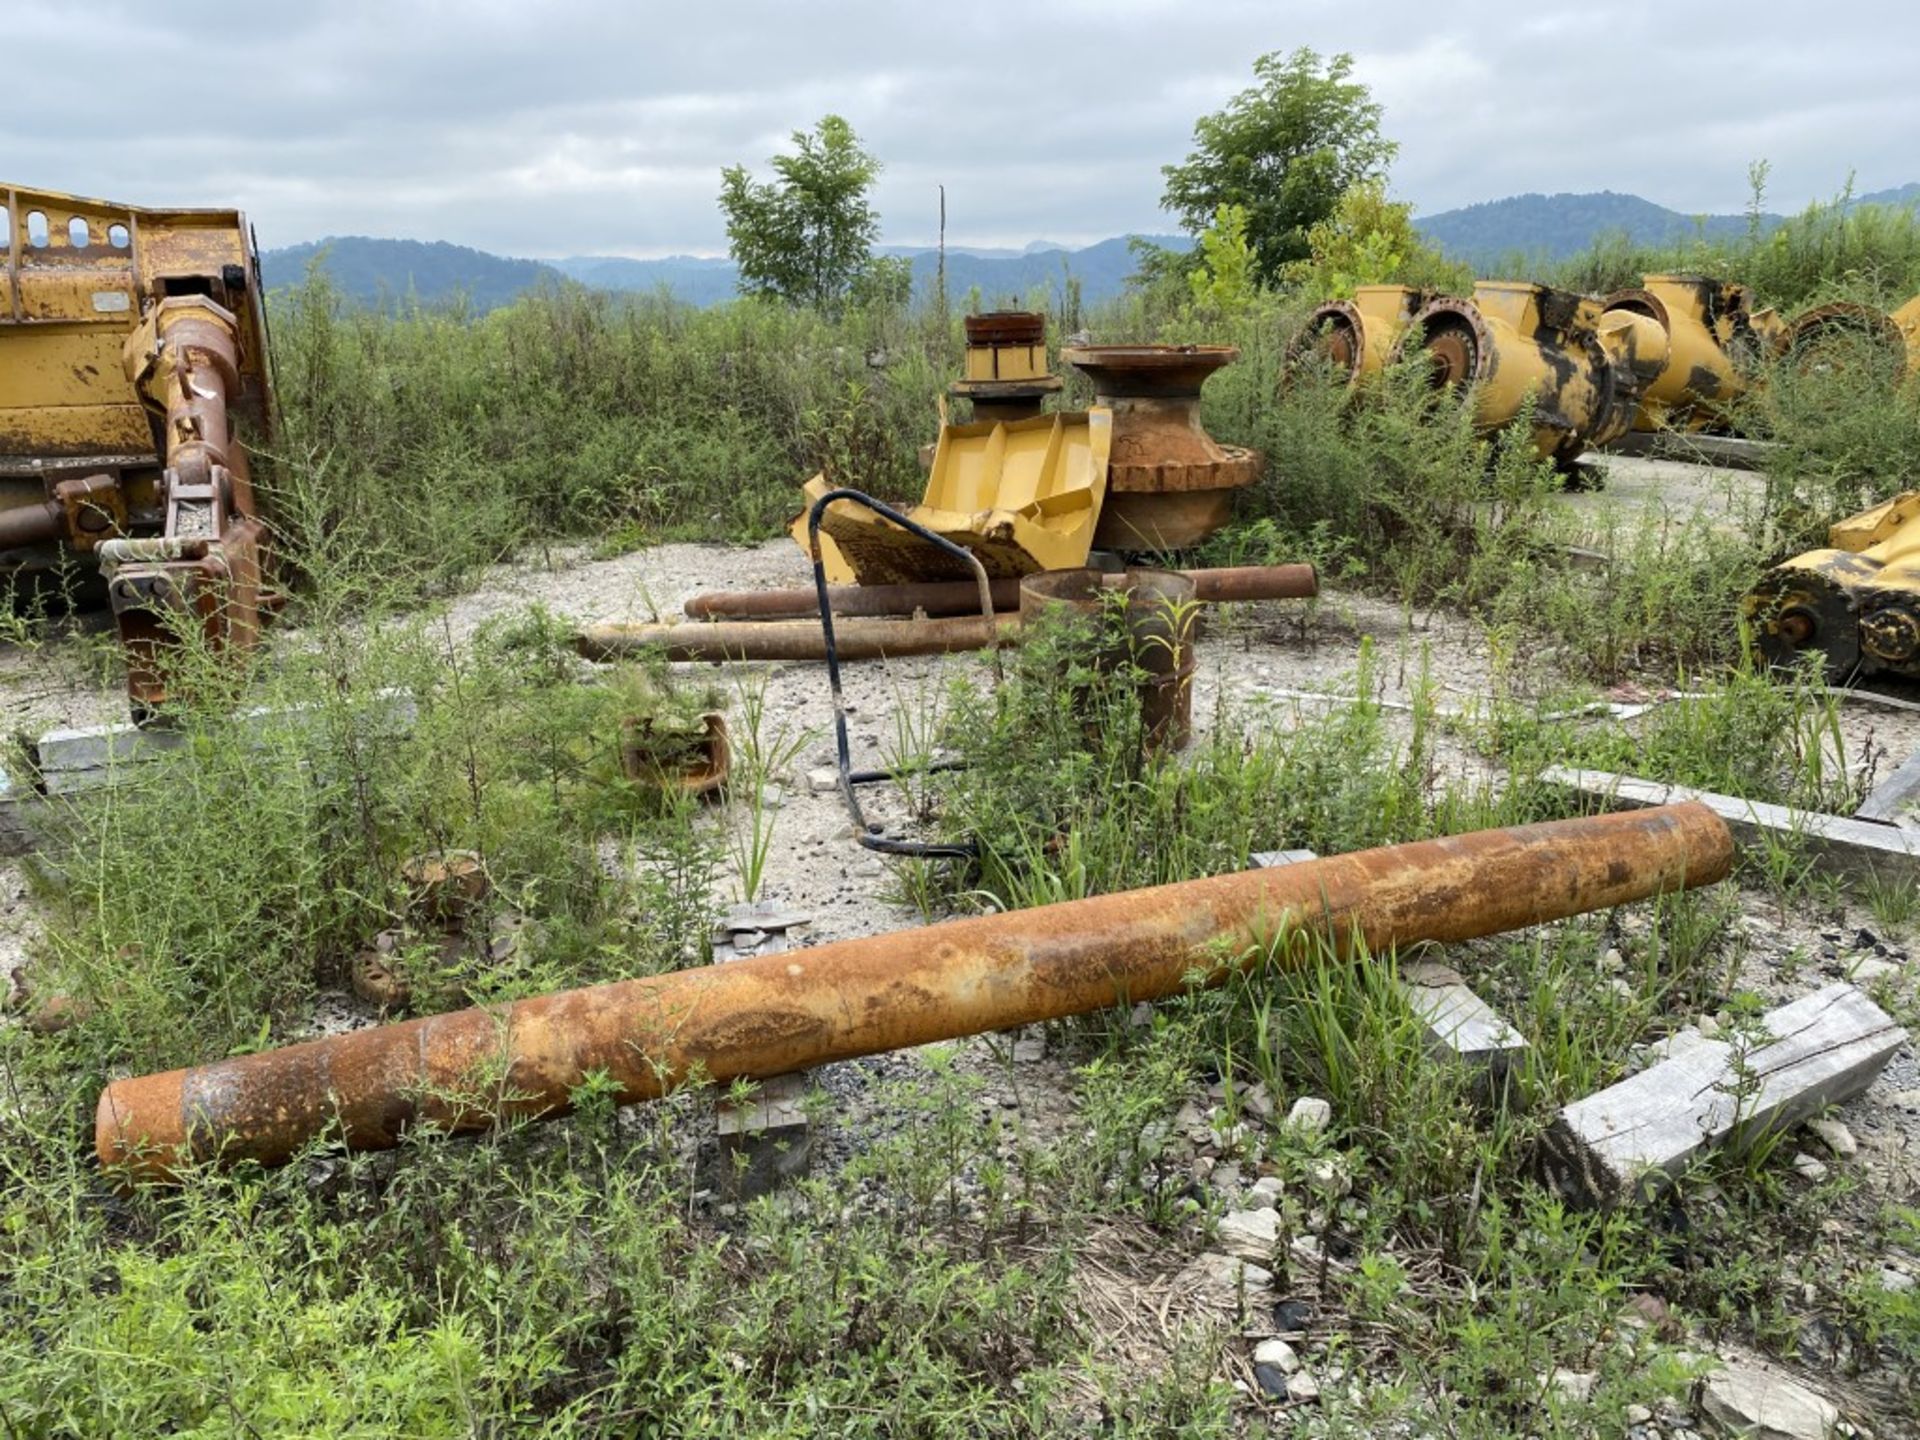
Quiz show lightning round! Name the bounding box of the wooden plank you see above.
[1398,959,1528,1081]
[1542,982,1904,1206]
[1541,765,1920,886]
[709,920,813,1198]
[28,688,418,793]
[1599,430,1775,471]
[1855,746,1920,828]
[1252,851,1526,1086]
[1251,848,1319,869]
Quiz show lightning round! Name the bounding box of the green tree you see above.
[1285,180,1470,297]
[1187,203,1257,315]
[719,115,886,312]
[1161,48,1396,283]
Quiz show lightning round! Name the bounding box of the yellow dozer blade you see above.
[791,408,1111,586]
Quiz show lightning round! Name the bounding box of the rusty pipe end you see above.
[1661,799,1736,890]
[96,1066,192,1180]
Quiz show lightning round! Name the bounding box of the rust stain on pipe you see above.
[97,804,1731,1180]
[682,564,1319,622]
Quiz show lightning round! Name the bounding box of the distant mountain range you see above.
[259,183,1920,311]
[261,234,1189,312]
[1413,183,1920,266]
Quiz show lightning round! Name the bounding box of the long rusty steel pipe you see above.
[577,612,1023,663]
[97,804,1730,1180]
[683,563,1320,621]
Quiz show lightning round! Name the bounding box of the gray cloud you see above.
[6,0,1916,257]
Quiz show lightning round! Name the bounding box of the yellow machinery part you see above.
[791,409,1111,586]
[1295,285,1430,388]
[1,183,274,713]
[1599,275,1772,433]
[1751,491,1920,680]
[1396,282,1638,463]
[1895,295,1920,376]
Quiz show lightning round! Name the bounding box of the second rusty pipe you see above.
[97,803,1731,1180]
[577,612,1022,663]
[684,563,1319,621]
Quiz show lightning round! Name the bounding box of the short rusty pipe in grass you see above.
[96,803,1732,1181]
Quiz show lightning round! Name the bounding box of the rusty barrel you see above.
[1020,567,1198,750]
[96,803,1732,1181]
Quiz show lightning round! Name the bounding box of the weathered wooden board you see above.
[1541,765,1920,886]
[1600,430,1775,471]
[1399,959,1529,1080]
[1543,982,1904,1205]
[1855,746,1920,829]
[710,914,814,1197]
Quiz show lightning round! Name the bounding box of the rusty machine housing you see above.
[1,184,274,716]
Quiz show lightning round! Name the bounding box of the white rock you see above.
[1211,1161,1244,1194]
[1791,1153,1829,1183]
[1880,1267,1916,1295]
[1626,1404,1654,1424]
[1248,1175,1285,1209]
[1306,1156,1351,1199]
[1286,1370,1321,1403]
[1253,1337,1301,1373]
[1698,1361,1839,1440]
[1285,1096,1332,1136]
[1549,1369,1596,1403]
[1290,1234,1325,1267]
[1217,1207,1280,1262]
[1180,1252,1275,1305]
[1242,1083,1275,1120]
[1697,1013,1723,1039]
[1806,1117,1857,1158]
[1602,947,1626,973]
[806,766,839,793]
[1852,957,1899,983]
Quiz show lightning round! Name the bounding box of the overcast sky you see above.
[9,0,1917,258]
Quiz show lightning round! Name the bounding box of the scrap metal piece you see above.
[1750,490,1920,681]
[1020,567,1198,751]
[1060,344,1263,551]
[96,802,1733,1179]
[1397,282,1643,464]
[949,310,1061,423]
[793,408,1112,585]
[1,184,275,717]
[1895,294,1920,375]
[1292,285,1433,388]
[1597,276,1775,434]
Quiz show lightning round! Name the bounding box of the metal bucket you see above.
[1018,567,1197,751]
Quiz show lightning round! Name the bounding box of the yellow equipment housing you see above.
[1,183,274,713]
[794,409,1112,585]
[1599,276,1777,433]
[1396,281,1643,463]
[1750,492,1920,681]
[1889,294,1920,376]
[1295,285,1431,388]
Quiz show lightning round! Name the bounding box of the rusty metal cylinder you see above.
[0,498,65,550]
[576,613,1022,663]
[683,563,1318,621]
[1019,567,1198,749]
[96,804,1731,1180]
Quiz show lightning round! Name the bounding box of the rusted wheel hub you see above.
[1060,344,1263,551]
